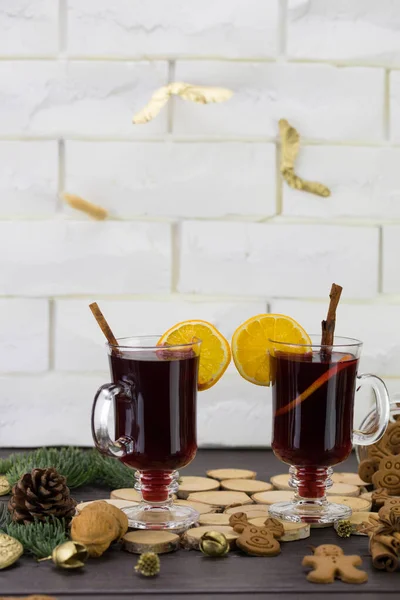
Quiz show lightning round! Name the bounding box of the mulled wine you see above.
[110,350,199,472]
[271,351,358,468]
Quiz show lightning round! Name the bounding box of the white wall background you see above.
[1,0,400,447]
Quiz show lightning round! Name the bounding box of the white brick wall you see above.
[0,1,399,448]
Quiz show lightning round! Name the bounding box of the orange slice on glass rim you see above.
[231,314,311,387]
[158,320,231,391]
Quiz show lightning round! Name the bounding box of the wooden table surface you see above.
[0,448,396,600]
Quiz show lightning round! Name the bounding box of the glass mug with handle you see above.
[268,335,390,524]
[91,335,201,530]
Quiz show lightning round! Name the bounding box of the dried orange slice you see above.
[158,320,231,391]
[231,314,311,387]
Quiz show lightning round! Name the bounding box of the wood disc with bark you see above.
[206,469,256,481]
[360,491,373,502]
[198,513,231,526]
[187,491,253,509]
[331,472,367,486]
[174,499,216,515]
[220,479,273,494]
[224,504,270,517]
[328,495,372,512]
[183,525,239,550]
[122,530,180,554]
[252,490,294,505]
[248,517,310,542]
[76,498,138,512]
[177,476,220,499]
[110,488,142,502]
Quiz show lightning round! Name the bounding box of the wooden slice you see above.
[177,476,220,499]
[183,525,239,550]
[122,530,180,554]
[187,491,253,509]
[328,483,360,497]
[270,474,293,491]
[174,499,216,515]
[248,517,310,542]
[198,513,231,526]
[331,472,367,487]
[221,479,273,494]
[224,504,270,517]
[76,498,138,512]
[328,495,372,512]
[333,511,377,536]
[252,490,294,505]
[110,488,141,502]
[360,491,373,502]
[271,474,359,496]
[206,469,256,481]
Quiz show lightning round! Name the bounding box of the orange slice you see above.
[158,320,231,391]
[231,314,311,387]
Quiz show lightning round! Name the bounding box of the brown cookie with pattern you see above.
[229,512,284,556]
[302,544,368,584]
[372,455,400,496]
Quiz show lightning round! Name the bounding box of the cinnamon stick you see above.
[370,536,398,572]
[321,283,343,346]
[89,302,118,347]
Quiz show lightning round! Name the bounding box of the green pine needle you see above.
[3,447,136,491]
[0,502,11,530]
[90,450,136,489]
[5,447,95,489]
[5,518,68,559]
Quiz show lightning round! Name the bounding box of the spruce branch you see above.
[90,450,136,489]
[5,517,68,559]
[0,501,11,530]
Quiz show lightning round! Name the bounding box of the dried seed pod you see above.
[135,552,160,577]
[52,541,89,569]
[199,531,229,557]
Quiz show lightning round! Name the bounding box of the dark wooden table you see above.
[0,449,397,599]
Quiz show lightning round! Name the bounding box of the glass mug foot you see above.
[122,503,199,531]
[268,466,351,525]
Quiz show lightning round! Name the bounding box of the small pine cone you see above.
[135,552,160,577]
[336,520,353,538]
[8,467,77,524]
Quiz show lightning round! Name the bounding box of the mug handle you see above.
[352,374,390,446]
[91,383,134,458]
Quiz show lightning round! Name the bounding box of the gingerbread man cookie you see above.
[229,512,284,556]
[302,544,368,584]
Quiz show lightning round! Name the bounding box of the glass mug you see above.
[268,335,390,524]
[91,335,201,530]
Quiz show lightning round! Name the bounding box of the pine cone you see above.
[8,468,77,524]
[135,552,160,577]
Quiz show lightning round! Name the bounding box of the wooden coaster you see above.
[333,511,377,536]
[271,474,359,497]
[206,469,256,481]
[252,490,294,505]
[248,517,310,542]
[360,491,373,502]
[122,530,180,554]
[174,499,216,515]
[198,513,231,526]
[187,491,253,509]
[331,472,367,487]
[110,488,141,502]
[183,525,239,550]
[76,498,138,512]
[224,504,270,517]
[329,495,372,512]
[221,479,273,494]
[177,476,220,499]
